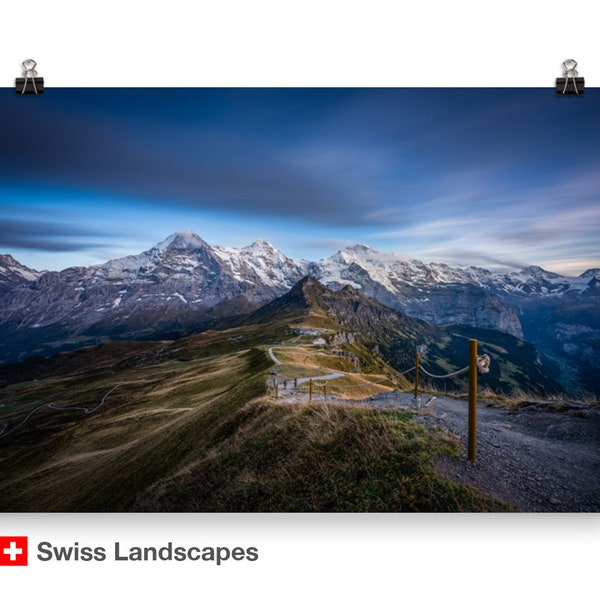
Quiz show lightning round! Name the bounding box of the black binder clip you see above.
[15,59,44,95]
[556,59,584,95]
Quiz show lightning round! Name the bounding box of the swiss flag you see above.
[0,536,28,566]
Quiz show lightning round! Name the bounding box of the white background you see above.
[1,1,598,598]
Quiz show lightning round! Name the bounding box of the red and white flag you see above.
[0,537,28,566]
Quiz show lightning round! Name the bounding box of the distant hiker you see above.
[294,378,298,388]
[284,380,287,389]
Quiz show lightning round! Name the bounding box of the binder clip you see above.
[556,59,584,95]
[15,59,44,95]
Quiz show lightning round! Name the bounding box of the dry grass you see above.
[268,345,351,372]
[299,373,395,401]
[134,398,512,512]
[0,346,270,511]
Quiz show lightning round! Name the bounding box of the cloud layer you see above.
[0,88,598,274]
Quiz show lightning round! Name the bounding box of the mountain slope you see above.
[242,276,562,397]
[306,246,598,394]
[0,322,509,512]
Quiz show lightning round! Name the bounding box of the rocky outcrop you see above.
[0,254,42,295]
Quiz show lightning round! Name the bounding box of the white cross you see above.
[3,541,23,561]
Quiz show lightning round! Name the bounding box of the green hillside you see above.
[0,320,510,512]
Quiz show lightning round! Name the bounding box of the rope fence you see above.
[418,364,469,379]
[399,366,416,375]
[274,354,489,393]
[268,337,489,463]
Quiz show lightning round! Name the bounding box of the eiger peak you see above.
[155,230,209,251]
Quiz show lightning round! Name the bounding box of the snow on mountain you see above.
[153,230,210,252]
[0,254,42,281]
[315,244,487,293]
[92,231,215,283]
[309,245,524,337]
[213,240,305,290]
[492,265,594,296]
[314,245,596,299]
[0,233,307,348]
[580,268,600,279]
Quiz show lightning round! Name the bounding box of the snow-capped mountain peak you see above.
[324,245,427,293]
[153,230,209,252]
[245,239,277,253]
[214,239,305,290]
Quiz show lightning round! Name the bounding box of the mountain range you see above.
[1,230,598,394]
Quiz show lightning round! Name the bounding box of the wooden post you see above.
[414,352,420,399]
[468,339,477,462]
[275,382,279,400]
[324,383,327,402]
[309,378,313,403]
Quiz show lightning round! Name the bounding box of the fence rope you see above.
[287,354,489,392]
[418,364,469,379]
[417,354,490,379]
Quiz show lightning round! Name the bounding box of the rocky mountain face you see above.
[244,275,437,341]
[0,254,43,294]
[213,239,305,302]
[0,232,597,393]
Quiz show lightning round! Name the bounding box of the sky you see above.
[0,88,598,275]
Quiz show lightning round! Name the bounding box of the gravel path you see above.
[278,390,600,511]
[369,392,600,512]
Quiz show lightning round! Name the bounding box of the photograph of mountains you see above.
[0,88,598,512]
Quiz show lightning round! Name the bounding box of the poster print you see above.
[0,88,598,512]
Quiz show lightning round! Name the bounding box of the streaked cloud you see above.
[0,88,598,274]
[0,219,113,252]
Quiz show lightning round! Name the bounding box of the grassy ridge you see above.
[0,323,512,512]
[135,400,510,512]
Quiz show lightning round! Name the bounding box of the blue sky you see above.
[0,88,598,275]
